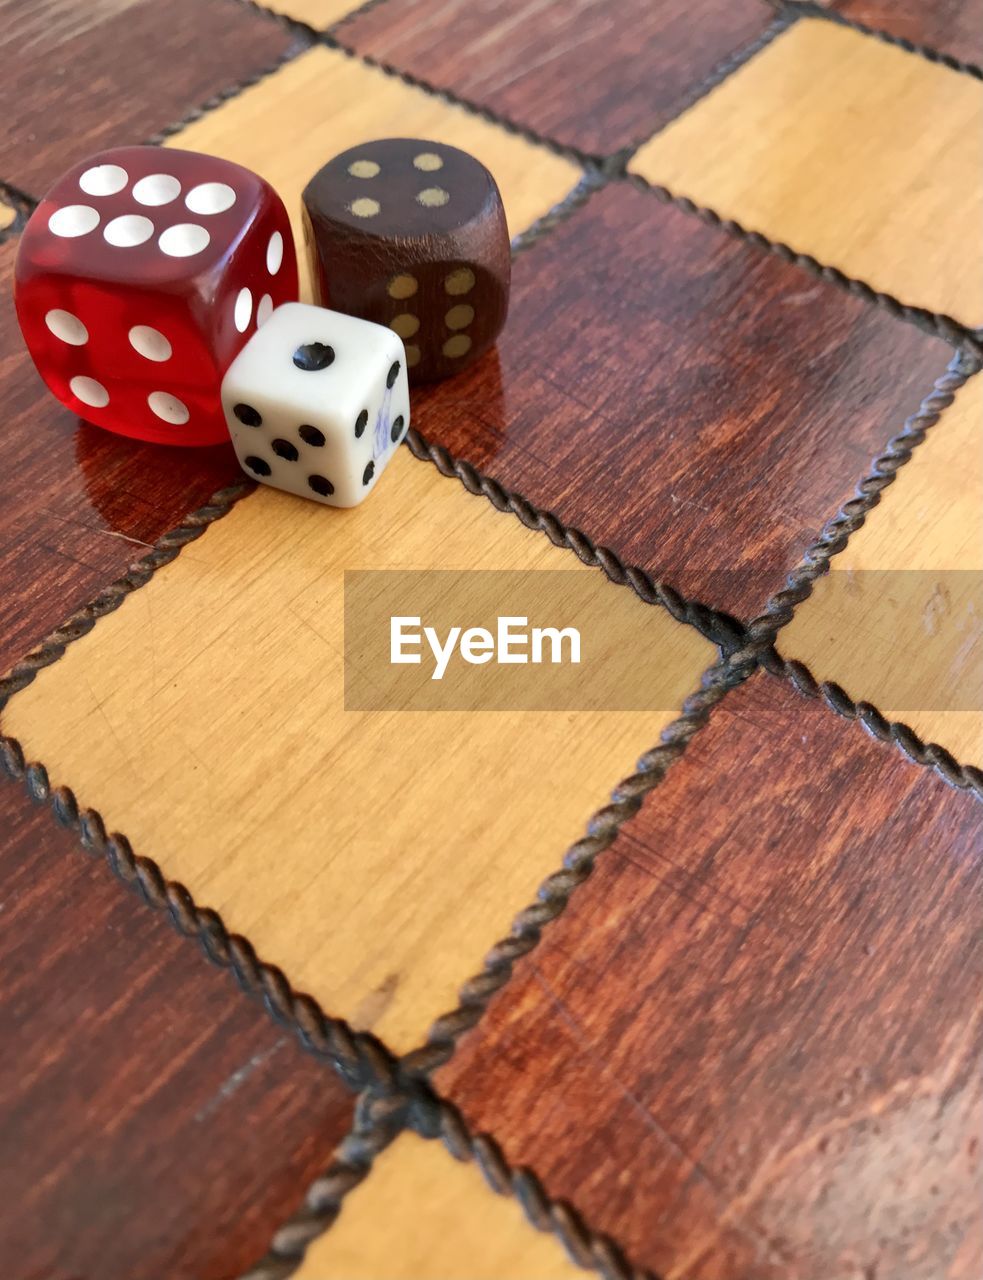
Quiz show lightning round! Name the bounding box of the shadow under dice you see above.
[15,146,299,447]
[302,138,510,385]
[221,302,411,507]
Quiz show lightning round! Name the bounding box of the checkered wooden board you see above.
[0,1,980,1277]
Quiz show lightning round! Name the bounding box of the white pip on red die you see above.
[15,146,298,447]
[221,302,410,507]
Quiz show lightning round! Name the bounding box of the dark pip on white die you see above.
[221,302,410,507]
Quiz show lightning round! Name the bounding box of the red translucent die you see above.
[15,146,298,446]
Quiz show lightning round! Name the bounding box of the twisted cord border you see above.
[0,481,399,1098]
[328,0,402,38]
[228,339,982,1271]
[613,10,797,170]
[739,349,983,797]
[432,1098,659,1280]
[238,1091,407,1280]
[15,0,972,374]
[776,0,983,80]
[0,431,755,1280]
[143,6,604,269]
[4,353,975,1115]
[399,648,756,1077]
[625,175,983,359]
[404,429,745,654]
[0,482,252,709]
[744,351,980,642]
[761,653,983,798]
[395,350,983,1082]
[8,0,980,361]
[0,438,743,1111]
[0,619,742,1280]
[511,168,608,256]
[143,19,597,185]
[237,1081,662,1280]
[4,353,976,1280]
[322,34,602,170]
[407,337,972,805]
[0,730,399,1091]
[3,4,981,1277]
[145,43,313,148]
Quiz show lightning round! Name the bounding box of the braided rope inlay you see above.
[400,648,756,1077]
[743,350,983,798]
[763,655,983,799]
[145,45,312,147]
[3,7,980,1277]
[436,1100,659,1280]
[777,0,983,81]
[323,36,602,169]
[0,731,400,1089]
[404,429,744,654]
[238,1091,407,1280]
[237,1081,662,1280]
[615,11,796,170]
[628,176,983,360]
[511,169,607,256]
[400,351,983,1076]
[0,482,252,711]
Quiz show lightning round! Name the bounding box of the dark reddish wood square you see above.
[0,780,354,1280]
[413,186,951,619]
[436,674,983,1280]
[336,0,773,156]
[0,237,244,676]
[0,0,302,196]
[830,0,983,67]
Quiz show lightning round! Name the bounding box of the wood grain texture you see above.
[168,44,582,299]
[0,236,243,677]
[0,0,301,196]
[0,448,714,1054]
[412,184,951,620]
[830,0,983,66]
[780,371,983,765]
[295,1131,585,1280]
[336,0,773,156]
[436,673,983,1280]
[0,778,355,1280]
[631,17,983,328]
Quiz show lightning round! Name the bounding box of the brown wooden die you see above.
[302,139,510,384]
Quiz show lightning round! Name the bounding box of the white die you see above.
[221,302,411,507]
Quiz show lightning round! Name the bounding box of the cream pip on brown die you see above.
[302,139,510,384]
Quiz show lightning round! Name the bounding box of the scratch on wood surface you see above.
[194,1037,288,1123]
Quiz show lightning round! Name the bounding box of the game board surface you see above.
[0,2,981,1278]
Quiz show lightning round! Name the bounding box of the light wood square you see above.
[631,18,983,328]
[295,1131,585,1280]
[257,0,364,28]
[2,453,712,1051]
[780,373,983,765]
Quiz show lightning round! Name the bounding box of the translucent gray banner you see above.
[345,569,982,713]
